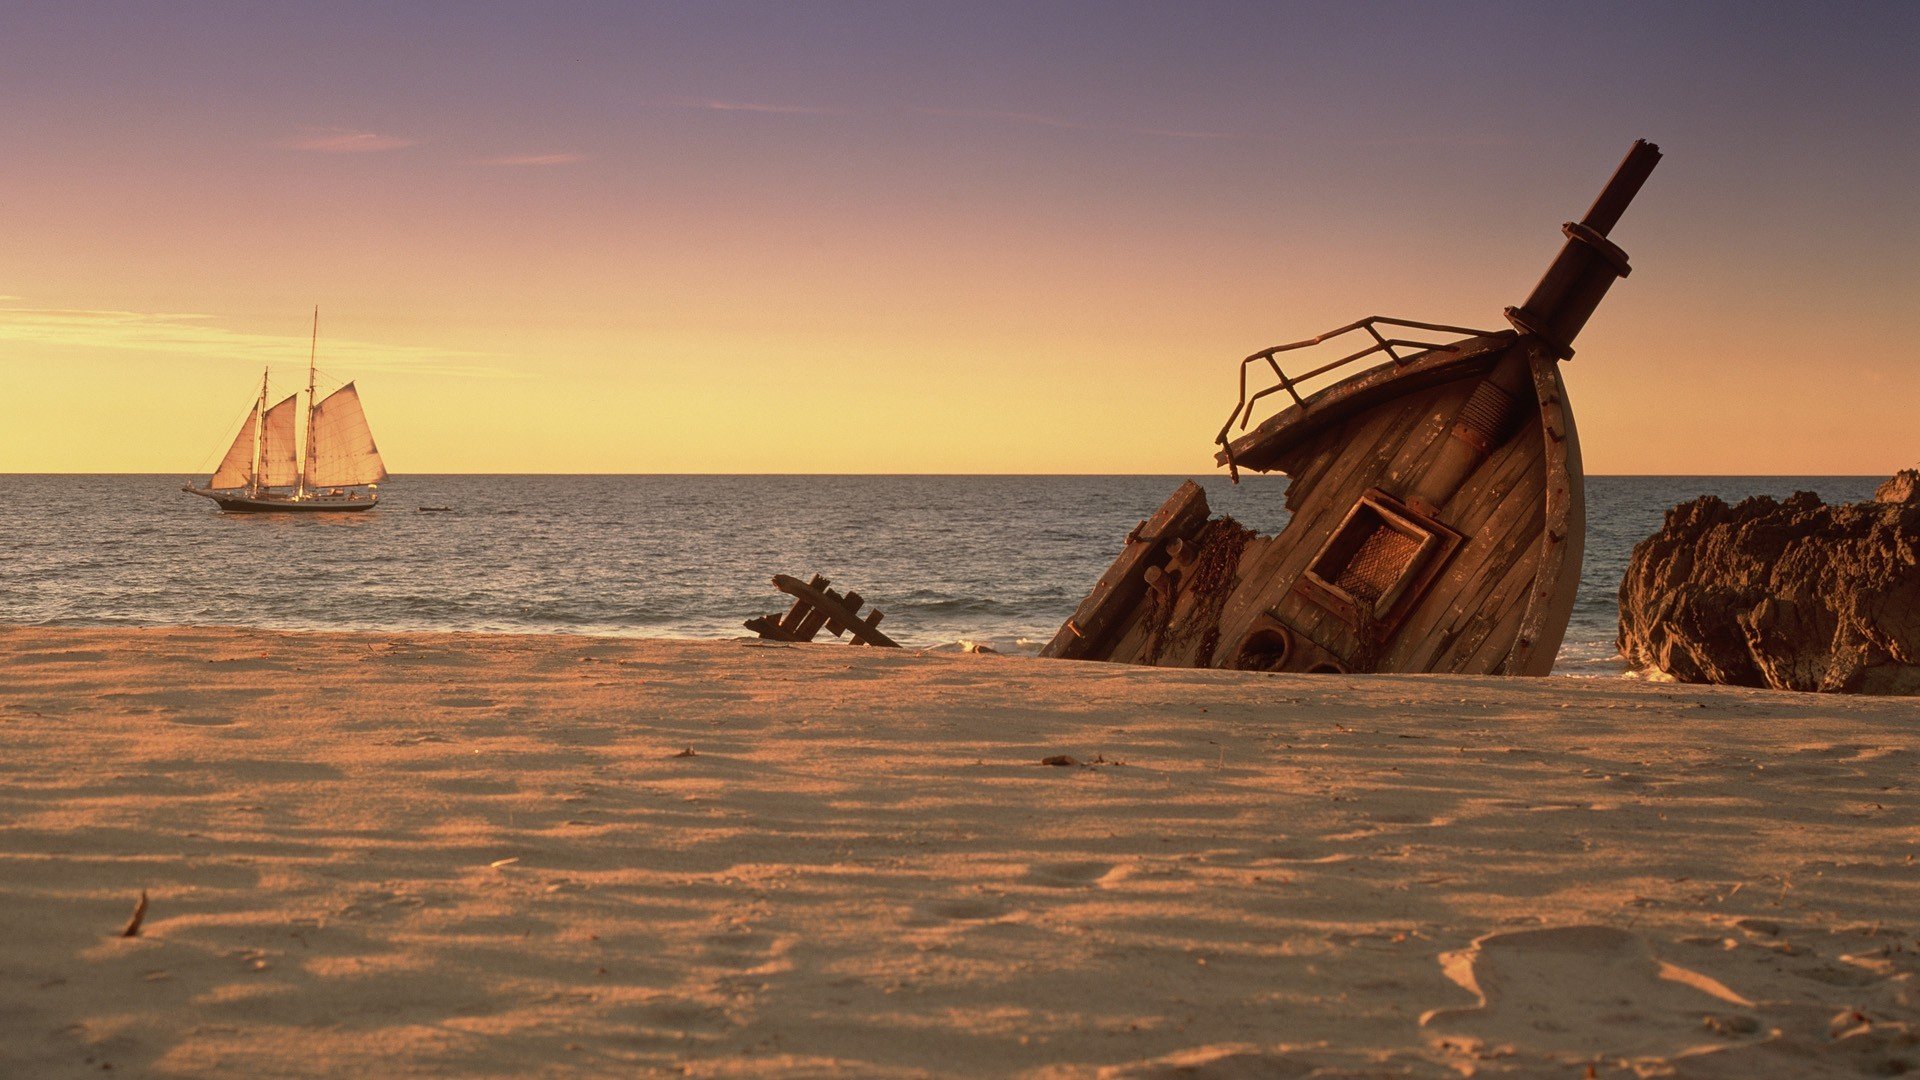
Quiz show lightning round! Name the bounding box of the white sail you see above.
[258,394,302,487]
[307,383,387,487]
[209,409,258,489]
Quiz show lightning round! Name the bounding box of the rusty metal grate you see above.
[1333,525,1423,603]
[1297,490,1463,633]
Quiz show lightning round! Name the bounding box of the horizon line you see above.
[0,472,1899,480]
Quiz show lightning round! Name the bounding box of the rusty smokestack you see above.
[1406,139,1660,516]
[1505,139,1662,357]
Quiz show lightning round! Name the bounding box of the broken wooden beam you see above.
[1040,480,1211,660]
[745,574,901,648]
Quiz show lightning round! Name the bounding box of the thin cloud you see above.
[1353,133,1515,149]
[1131,126,1253,141]
[913,106,1259,142]
[480,152,589,166]
[275,126,417,153]
[0,304,501,378]
[916,106,1076,130]
[672,96,1260,139]
[683,98,840,116]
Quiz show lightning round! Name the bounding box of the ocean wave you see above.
[892,596,1023,616]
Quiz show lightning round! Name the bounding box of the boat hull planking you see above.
[184,487,379,513]
[1043,338,1580,676]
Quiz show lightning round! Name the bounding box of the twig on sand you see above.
[120,890,149,938]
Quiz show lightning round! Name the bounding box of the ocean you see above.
[0,475,1882,675]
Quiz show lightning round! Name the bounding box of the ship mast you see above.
[300,306,318,498]
[251,367,268,497]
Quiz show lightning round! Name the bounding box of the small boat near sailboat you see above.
[183,310,388,513]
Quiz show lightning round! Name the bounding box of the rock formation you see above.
[1618,480,1920,694]
[1875,468,1919,505]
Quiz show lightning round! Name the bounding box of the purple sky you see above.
[2,2,1915,472]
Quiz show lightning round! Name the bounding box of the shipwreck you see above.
[1044,140,1662,676]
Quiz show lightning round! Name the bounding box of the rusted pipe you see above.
[1505,139,1661,357]
[1407,141,1660,514]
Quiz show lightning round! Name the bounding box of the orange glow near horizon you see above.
[2,5,1914,476]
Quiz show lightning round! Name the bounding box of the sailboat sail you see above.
[258,394,302,487]
[209,410,258,490]
[187,316,388,512]
[307,383,387,487]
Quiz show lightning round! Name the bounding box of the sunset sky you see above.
[2,2,1914,474]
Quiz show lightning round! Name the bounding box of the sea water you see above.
[0,475,1882,675]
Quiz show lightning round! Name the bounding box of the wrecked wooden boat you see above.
[1044,140,1661,676]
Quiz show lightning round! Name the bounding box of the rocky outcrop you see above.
[1876,468,1919,504]
[1618,484,1920,694]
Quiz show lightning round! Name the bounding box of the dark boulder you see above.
[1617,482,1920,694]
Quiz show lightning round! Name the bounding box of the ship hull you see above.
[1040,141,1655,677]
[1042,335,1582,677]
[184,487,379,513]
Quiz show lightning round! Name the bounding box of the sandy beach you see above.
[1,625,1914,1078]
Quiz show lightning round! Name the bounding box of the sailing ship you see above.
[1043,140,1661,676]
[183,310,388,512]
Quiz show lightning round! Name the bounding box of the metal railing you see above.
[1216,315,1496,480]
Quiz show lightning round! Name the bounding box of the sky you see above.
[1,1,1915,474]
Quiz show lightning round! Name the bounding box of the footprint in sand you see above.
[614,998,733,1046]
[1369,810,1445,827]
[700,928,789,963]
[430,777,519,796]
[1793,962,1880,988]
[1490,798,1606,813]
[1261,844,1352,865]
[7,649,112,665]
[1098,1044,1317,1078]
[168,714,237,726]
[1421,925,1761,1062]
[927,897,1016,922]
[1021,860,1131,888]
[436,696,498,709]
[338,888,429,921]
[203,656,292,673]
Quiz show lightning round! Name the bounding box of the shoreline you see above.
[2,625,1914,1077]
[0,619,1644,678]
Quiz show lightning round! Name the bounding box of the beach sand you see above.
[0,625,1914,1078]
